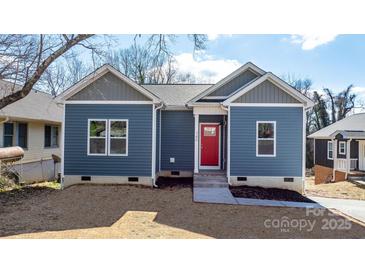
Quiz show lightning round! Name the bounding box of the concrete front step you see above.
[193,174,229,188]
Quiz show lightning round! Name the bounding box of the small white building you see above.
[0,80,62,182]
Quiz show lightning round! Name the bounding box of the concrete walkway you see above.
[193,173,321,208]
[307,196,365,223]
[193,173,365,222]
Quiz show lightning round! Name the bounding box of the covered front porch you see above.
[192,105,228,175]
[330,130,365,179]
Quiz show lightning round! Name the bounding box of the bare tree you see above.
[0,34,208,107]
[335,85,356,121]
[0,34,94,108]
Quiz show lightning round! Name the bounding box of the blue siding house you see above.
[59,62,313,192]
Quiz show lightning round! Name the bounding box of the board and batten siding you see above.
[68,72,151,101]
[160,110,194,171]
[233,80,300,104]
[64,104,153,176]
[207,69,259,97]
[230,106,303,177]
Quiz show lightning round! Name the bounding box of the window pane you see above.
[4,123,13,135]
[110,121,127,137]
[4,136,13,147]
[89,138,106,154]
[89,121,106,137]
[329,151,333,159]
[258,140,274,155]
[45,125,51,147]
[258,123,274,138]
[204,127,216,136]
[52,127,59,147]
[18,123,27,148]
[110,139,126,155]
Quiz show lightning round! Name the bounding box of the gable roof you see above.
[0,80,62,123]
[308,113,365,139]
[222,72,314,107]
[188,62,265,104]
[142,84,211,107]
[58,64,161,103]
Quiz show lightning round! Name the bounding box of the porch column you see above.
[346,139,351,178]
[332,139,337,181]
[194,114,199,174]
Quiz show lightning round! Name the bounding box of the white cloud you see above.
[207,34,220,41]
[352,86,365,94]
[289,34,338,50]
[174,52,241,83]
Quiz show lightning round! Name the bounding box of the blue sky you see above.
[96,34,365,103]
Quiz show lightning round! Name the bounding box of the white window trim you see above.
[108,119,128,156]
[339,141,346,155]
[256,121,276,157]
[87,119,108,156]
[327,141,333,160]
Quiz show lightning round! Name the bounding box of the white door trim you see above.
[199,122,221,170]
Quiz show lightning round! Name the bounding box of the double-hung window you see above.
[339,141,346,155]
[88,119,128,156]
[256,121,276,157]
[3,122,14,147]
[108,120,128,156]
[327,141,333,159]
[45,125,59,148]
[17,123,28,149]
[88,119,107,155]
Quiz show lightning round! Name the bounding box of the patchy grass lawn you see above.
[305,176,365,200]
[0,182,365,239]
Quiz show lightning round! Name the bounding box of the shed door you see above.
[200,124,219,167]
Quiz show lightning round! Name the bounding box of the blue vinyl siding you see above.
[64,104,152,176]
[161,110,194,171]
[230,106,303,177]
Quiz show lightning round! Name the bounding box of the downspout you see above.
[152,102,163,188]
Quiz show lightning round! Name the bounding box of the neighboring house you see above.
[59,62,313,193]
[0,80,62,182]
[308,113,365,184]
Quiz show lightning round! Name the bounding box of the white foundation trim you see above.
[230,176,303,193]
[63,175,153,188]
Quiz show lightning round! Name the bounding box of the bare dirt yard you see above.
[1,181,365,239]
[305,176,365,200]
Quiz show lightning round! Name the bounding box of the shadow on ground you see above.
[1,181,365,239]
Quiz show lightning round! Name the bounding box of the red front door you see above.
[200,124,219,167]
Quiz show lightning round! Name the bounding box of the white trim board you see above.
[65,100,154,105]
[58,64,161,103]
[223,72,314,107]
[229,103,304,107]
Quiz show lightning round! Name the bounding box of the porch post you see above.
[332,139,337,181]
[346,139,351,178]
[194,114,199,174]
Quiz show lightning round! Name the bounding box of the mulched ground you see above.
[156,177,193,189]
[229,185,315,203]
